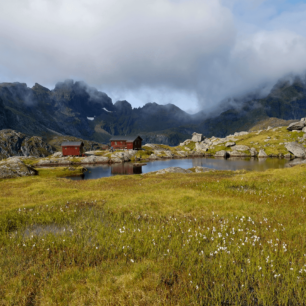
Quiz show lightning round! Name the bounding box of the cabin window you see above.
[65,147,67,149]
[115,142,117,145]
[75,147,77,149]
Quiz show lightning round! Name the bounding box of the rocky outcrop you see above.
[195,142,208,152]
[258,150,268,158]
[285,142,306,158]
[191,132,204,142]
[232,145,250,151]
[215,150,229,158]
[0,158,37,179]
[153,167,192,175]
[228,150,250,157]
[193,166,215,173]
[287,121,305,131]
[0,129,54,159]
[37,157,72,166]
[225,142,235,147]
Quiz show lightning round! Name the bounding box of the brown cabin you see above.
[61,141,84,156]
[110,136,142,150]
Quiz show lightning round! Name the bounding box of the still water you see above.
[68,157,289,180]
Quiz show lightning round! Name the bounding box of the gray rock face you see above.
[250,147,258,157]
[287,121,305,131]
[214,150,228,158]
[285,142,306,158]
[0,159,37,179]
[0,129,54,159]
[37,157,72,166]
[234,131,249,136]
[232,145,250,151]
[191,132,204,142]
[302,127,306,133]
[52,152,63,158]
[228,150,250,157]
[258,149,268,158]
[225,142,236,147]
[154,167,192,175]
[195,142,208,152]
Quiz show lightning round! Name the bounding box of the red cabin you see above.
[61,141,84,156]
[109,136,142,150]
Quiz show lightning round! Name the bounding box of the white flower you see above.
[130,259,134,263]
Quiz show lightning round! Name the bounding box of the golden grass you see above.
[1,165,306,305]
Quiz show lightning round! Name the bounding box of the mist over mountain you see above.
[1,76,306,145]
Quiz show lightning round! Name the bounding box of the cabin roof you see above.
[109,135,142,142]
[61,141,84,147]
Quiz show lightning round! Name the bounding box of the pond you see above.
[67,157,289,180]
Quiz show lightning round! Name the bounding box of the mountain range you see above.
[1,77,306,145]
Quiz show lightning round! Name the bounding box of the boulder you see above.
[285,142,306,158]
[214,150,229,158]
[232,145,250,151]
[228,150,250,157]
[287,121,305,131]
[250,147,258,157]
[191,133,204,142]
[0,159,37,179]
[302,127,306,133]
[195,142,208,152]
[258,150,268,158]
[81,156,109,164]
[225,142,236,147]
[154,167,192,175]
[149,154,159,160]
[37,157,72,165]
[192,166,215,173]
[234,131,249,136]
[284,153,291,159]
[51,152,63,158]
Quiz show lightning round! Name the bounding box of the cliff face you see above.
[1,77,306,146]
[0,130,54,159]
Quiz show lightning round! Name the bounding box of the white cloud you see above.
[0,0,306,112]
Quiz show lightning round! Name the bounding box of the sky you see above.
[0,0,306,113]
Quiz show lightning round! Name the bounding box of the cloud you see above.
[0,0,306,113]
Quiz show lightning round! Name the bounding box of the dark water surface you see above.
[68,157,289,180]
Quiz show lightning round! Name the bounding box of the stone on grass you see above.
[191,133,204,142]
[0,159,37,179]
[285,142,306,158]
[154,167,192,175]
[232,145,250,151]
[258,149,268,158]
[81,156,110,164]
[287,121,305,131]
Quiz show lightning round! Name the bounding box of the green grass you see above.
[1,165,306,304]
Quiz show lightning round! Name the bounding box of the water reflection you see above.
[67,157,289,180]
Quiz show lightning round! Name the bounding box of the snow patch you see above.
[103,108,112,113]
[87,117,95,121]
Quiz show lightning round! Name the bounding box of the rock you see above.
[258,149,268,158]
[52,152,63,158]
[37,157,72,165]
[301,118,306,122]
[302,127,306,133]
[184,147,191,151]
[232,145,250,151]
[0,159,37,179]
[250,148,258,157]
[195,142,208,152]
[225,142,236,147]
[0,129,54,159]
[228,150,250,157]
[149,154,158,160]
[154,167,192,175]
[234,131,249,136]
[192,166,215,173]
[214,150,229,158]
[80,156,109,164]
[284,153,291,159]
[267,126,273,130]
[287,121,305,131]
[285,142,306,158]
[191,132,204,142]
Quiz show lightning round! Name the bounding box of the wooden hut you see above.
[109,136,142,150]
[61,141,84,156]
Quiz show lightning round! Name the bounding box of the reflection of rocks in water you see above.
[111,163,142,175]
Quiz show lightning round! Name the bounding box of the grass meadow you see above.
[1,165,306,305]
